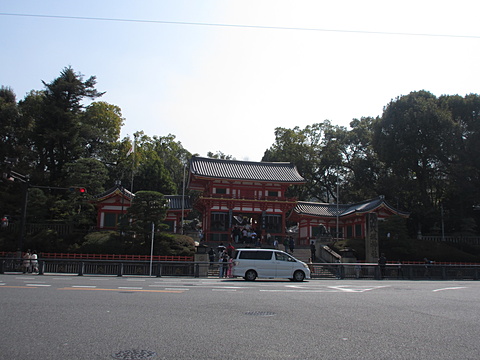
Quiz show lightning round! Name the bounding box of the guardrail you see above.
[308,262,480,280]
[1,258,480,280]
[0,258,198,277]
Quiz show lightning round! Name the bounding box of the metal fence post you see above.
[0,260,4,274]
[408,266,413,280]
[38,260,44,275]
[78,262,84,276]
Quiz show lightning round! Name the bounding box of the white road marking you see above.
[26,284,51,287]
[433,287,467,292]
[328,285,390,293]
[165,288,190,291]
[72,285,97,288]
[212,289,237,292]
[118,286,143,290]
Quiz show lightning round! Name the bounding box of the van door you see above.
[255,251,275,278]
[273,251,296,278]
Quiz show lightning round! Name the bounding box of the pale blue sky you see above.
[2,1,480,161]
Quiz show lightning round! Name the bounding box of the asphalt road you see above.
[1,274,479,360]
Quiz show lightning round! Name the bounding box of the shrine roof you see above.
[165,195,192,210]
[292,196,410,218]
[189,156,305,183]
[92,185,134,201]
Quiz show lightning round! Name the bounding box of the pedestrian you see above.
[266,232,272,245]
[378,253,387,279]
[309,240,316,261]
[273,238,278,249]
[219,253,228,278]
[251,231,258,247]
[424,258,432,278]
[355,264,361,279]
[227,256,234,278]
[288,237,295,253]
[31,250,39,273]
[232,226,241,243]
[22,250,31,274]
[335,259,342,279]
[227,243,235,258]
[397,260,404,279]
[208,248,215,268]
[283,237,289,252]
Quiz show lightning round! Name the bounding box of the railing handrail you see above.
[0,251,193,262]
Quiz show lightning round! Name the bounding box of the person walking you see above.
[309,240,316,262]
[31,250,39,273]
[219,253,228,278]
[22,250,31,274]
[208,248,215,268]
[288,237,295,253]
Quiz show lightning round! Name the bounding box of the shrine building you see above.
[92,186,191,232]
[187,156,305,244]
[288,196,410,245]
[187,157,409,247]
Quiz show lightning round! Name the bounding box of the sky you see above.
[1,1,480,161]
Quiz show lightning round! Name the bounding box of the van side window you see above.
[239,251,257,260]
[256,251,273,260]
[275,252,296,262]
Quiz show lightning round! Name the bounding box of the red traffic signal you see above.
[68,187,87,193]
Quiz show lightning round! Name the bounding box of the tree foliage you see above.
[126,191,168,252]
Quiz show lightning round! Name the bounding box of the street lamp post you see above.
[336,172,339,241]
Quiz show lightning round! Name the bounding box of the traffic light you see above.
[68,187,87,193]
[1,216,9,227]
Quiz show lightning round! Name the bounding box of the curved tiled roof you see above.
[165,195,191,210]
[293,196,410,218]
[189,156,305,183]
[92,186,134,201]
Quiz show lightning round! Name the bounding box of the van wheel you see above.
[244,270,257,281]
[293,270,305,282]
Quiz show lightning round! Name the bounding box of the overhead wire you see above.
[1,12,479,39]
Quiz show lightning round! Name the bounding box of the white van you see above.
[232,248,311,281]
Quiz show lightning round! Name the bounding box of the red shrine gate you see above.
[188,157,305,244]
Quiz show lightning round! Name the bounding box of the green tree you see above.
[31,66,104,183]
[262,121,349,202]
[80,101,124,162]
[342,117,383,201]
[207,151,234,160]
[373,91,457,232]
[64,158,109,195]
[126,191,168,252]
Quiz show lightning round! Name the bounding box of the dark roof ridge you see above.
[191,155,293,166]
[298,195,385,207]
